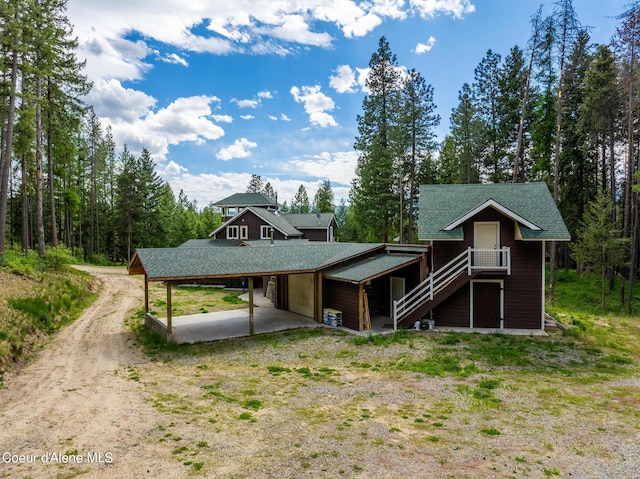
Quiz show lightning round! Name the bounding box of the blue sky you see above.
[67,0,628,208]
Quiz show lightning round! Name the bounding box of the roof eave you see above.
[443,198,542,231]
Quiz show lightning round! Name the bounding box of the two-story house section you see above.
[209,192,338,242]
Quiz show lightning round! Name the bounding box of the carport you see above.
[128,242,411,341]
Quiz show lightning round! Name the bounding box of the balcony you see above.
[468,247,511,274]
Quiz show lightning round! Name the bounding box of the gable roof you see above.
[129,242,386,281]
[282,212,336,229]
[213,192,277,208]
[418,183,571,241]
[209,206,303,238]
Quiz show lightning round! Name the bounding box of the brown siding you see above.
[299,228,328,241]
[323,280,360,330]
[504,241,542,328]
[432,209,543,329]
[217,212,287,240]
[433,285,470,327]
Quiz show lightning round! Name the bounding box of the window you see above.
[227,207,237,216]
[227,225,239,239]
[261,225,272,239]
[240,225,248,239]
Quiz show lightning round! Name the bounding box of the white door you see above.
[390,277,405,316]
[474,222,499,267]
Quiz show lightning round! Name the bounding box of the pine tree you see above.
[497,46,530,181]
[396,68,439,242]
[351,36,402,242]
[571,194,628,308]
[558,31,594,267]
[313,180,335,214]
[449,83,483,183]
[0,0,22,263]
[579,44,621,205]
[246,174,263,193]
[262,182,277,202]
[291,184,310,214]
[473,50,504,182]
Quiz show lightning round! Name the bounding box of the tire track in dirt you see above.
[0,266,182,478]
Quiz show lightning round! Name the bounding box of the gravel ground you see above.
[1,266,639,478]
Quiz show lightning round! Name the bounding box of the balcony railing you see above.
[469,247,510,274]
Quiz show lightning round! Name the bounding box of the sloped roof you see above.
[209,207,303,238]
[282,212,336,229]
[129,242,386,281]
[324,254,420,283]
[179,239,310,248]
[418,183,571,241]
[213,192,277,208]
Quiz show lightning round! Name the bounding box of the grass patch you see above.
[0,252,97,369]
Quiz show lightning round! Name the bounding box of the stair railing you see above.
[393,249,470,330]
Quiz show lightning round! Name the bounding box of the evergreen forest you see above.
[0,0,639,309]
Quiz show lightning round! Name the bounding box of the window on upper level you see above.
[227,225,239,239]
[261,225,272,239]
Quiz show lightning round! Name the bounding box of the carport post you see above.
[248,277,254,335]
[144,274,149,313]
[166,282,172,335]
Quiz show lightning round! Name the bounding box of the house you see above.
[392,183,571,331]
[128,241,429,338]
[210,192,338,242]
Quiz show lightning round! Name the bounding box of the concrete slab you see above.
[155,307,319,344]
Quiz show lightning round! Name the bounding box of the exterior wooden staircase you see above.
[392,247,510,329]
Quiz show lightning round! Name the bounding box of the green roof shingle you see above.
[133,242,386,280]
[418,183,571,241]
[324,254,420,283]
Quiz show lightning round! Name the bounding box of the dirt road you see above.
[0,266,181,478]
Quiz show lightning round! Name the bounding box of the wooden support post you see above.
[166,282,172,335]
[248,277,254,335]
[144,274,149,313]
[358,283,364,330]
[363,291,371,331]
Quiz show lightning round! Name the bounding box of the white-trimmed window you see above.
[261,225,272,239]
[240,225,248,239]
[226,207,237,216]
[227,225,239,239]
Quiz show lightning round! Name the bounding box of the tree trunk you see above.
[0,30,19,263]
[35,77,45,258]
[47,83,58,247]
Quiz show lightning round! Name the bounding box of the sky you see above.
[66,0,629,208]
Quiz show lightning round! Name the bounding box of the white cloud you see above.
[212,114,233,123]
[269,115,278,121]
[414,36,437,54]
[162,52,189,66]
[91,87,225,162]
[280,114,291,121]
[231,98,260,109]
[87,79,157,122]
[165,171,254,207]
[287,150,358,185]
[290,85,337,128]
[410,0,475,19]
[163,160,189,175]
[68,1,476,83]
[216,137,258,161]
[258,90,273,99]
[241,114,255,120]
[343,12,383,37]
[329,64,357,93]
